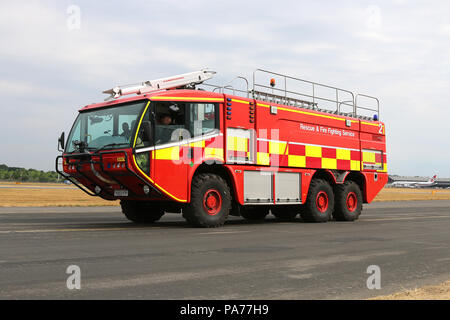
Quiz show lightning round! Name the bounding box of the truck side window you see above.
[188,103,218,137]
[154,102,187,146]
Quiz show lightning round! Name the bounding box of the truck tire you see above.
[120,200,165,223]
[183,173,232,227]
[333,181,363,221]
[271,205,299,221]
[240,206,269,221]
[300,179,334,223]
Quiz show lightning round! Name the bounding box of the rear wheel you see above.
[300,179,334,223]
[120,200,165,223]
[271,206,299,221]
[333,181,363,221]
[240,206,269,221]
[183,173,232,227]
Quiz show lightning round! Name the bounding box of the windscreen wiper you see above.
[94,143,130,153]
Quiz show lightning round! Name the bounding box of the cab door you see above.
[151,101,189,202]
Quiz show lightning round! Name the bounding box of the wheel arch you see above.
[344,171,367,203]
[189,162,237,204]
[311,169,337,186]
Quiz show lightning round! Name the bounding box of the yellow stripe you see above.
[154,147,180,160]
[189,140,206,148]
[151,96,223,102]
[231,99,251,104]
[258,103,365,124]
[132,154,187,202]
[133,101,151,148]
[361,121,379,127]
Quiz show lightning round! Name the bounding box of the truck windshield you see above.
[65,101,147,153]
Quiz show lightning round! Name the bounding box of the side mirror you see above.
[58,132,65,151]
[140,121,153,143]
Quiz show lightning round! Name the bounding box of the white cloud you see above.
[1,0,450,176]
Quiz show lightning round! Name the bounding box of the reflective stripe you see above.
[151,96,223,102]
[133,101,151,148]
[135,133,221,153]
[257,103,359,123]
[131,154,187,202]
[231,99,251,104]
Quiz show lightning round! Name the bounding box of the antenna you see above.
[103,69,216,101]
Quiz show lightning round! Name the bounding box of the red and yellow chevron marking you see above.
[152,137,387,173]
[255,140,386,172]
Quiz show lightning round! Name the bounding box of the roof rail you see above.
[250,69,380,120]
[355,94,380,120]
[108,68,381,121]
[252,69,358,116]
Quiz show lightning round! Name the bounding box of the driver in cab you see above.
[157,113,172,126]
[155,112,174,144]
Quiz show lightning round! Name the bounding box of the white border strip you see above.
[135,132,222,154]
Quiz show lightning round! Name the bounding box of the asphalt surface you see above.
[0,201,449,300]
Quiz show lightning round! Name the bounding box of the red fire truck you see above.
[56,69,387,227]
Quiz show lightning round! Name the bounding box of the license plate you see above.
[114,189,128,197]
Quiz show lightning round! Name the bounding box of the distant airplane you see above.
[433,180,450,189]
[390,175,437,188]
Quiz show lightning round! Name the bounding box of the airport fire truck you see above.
[56,69,387,227]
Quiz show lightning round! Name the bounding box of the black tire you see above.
[271,205,299,221]
[240,206,269,221]
[300,179,334,223]
[333,181,363,221]
[120,200,165,223]
[183,173,232,228]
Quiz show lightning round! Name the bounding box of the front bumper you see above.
[55,150,161,200]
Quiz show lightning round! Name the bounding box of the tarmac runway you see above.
[0,200,449,299]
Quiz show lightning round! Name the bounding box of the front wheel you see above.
[333,181,363,221]
[183,174,232,228]
[300,179,334,223]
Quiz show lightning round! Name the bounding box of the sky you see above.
[0,0,449,177]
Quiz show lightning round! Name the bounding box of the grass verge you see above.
[371,280,450,300]
[1,184,450,207]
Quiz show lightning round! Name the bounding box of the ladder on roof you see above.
[252,90,318,109]
[102,69,216,101]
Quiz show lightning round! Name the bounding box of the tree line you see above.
[0,164,60,183]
